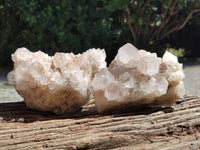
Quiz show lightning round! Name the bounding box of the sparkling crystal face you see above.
[90,68,115,91]
[8,44,185,114]
[137,55,160,76]
[8,47,106,114]
[116,43,140,64]
[90,43,185,113]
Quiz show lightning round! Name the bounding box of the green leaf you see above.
[104,0,130,12]
[109,18,114,21]
[139,18,143,25]
[156,20,161,27]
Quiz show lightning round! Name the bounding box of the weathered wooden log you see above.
[0,95,199,150]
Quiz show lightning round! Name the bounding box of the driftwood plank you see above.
[0,95,200,150]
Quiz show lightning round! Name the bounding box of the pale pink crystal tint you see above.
[91,43,185,113]
[8,47,106,114]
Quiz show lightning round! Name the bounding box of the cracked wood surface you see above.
[0,95,200,150]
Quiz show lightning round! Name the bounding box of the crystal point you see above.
[90,43,185,113]
[8,47,106,114]
[116,43,140,64]
[137,55,160,76]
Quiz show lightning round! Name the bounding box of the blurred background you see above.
[0,0,200,102]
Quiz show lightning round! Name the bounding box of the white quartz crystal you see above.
[90,43,185,113]
[137,55,160,76]
[116,43,140,64]
[8,47,106,114]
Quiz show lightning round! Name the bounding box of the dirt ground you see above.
[183,62,200,97]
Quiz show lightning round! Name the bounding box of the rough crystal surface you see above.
[8,47,106,114]
[90,43,185,113]
[116,43,140,64]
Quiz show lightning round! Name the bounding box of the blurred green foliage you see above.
[166,47,185,58]
[0,0,125,66]
[110,0,200,51]
[0,0,200,68]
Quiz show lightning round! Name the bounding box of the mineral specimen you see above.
[7,47,106,114]
[90,43,185,113]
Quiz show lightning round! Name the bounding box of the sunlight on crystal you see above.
[91,43,185,113]
[8,47,106,114]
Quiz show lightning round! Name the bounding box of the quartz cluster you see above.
[7,47,106,114]
[90,43,185,113]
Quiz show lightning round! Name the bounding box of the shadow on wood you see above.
[0,98,175,123]
[0,95,200,149]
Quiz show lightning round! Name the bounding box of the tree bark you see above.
[125,7,137,43]
[160,9,200,41]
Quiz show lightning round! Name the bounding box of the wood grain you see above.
[0,95,199,150]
